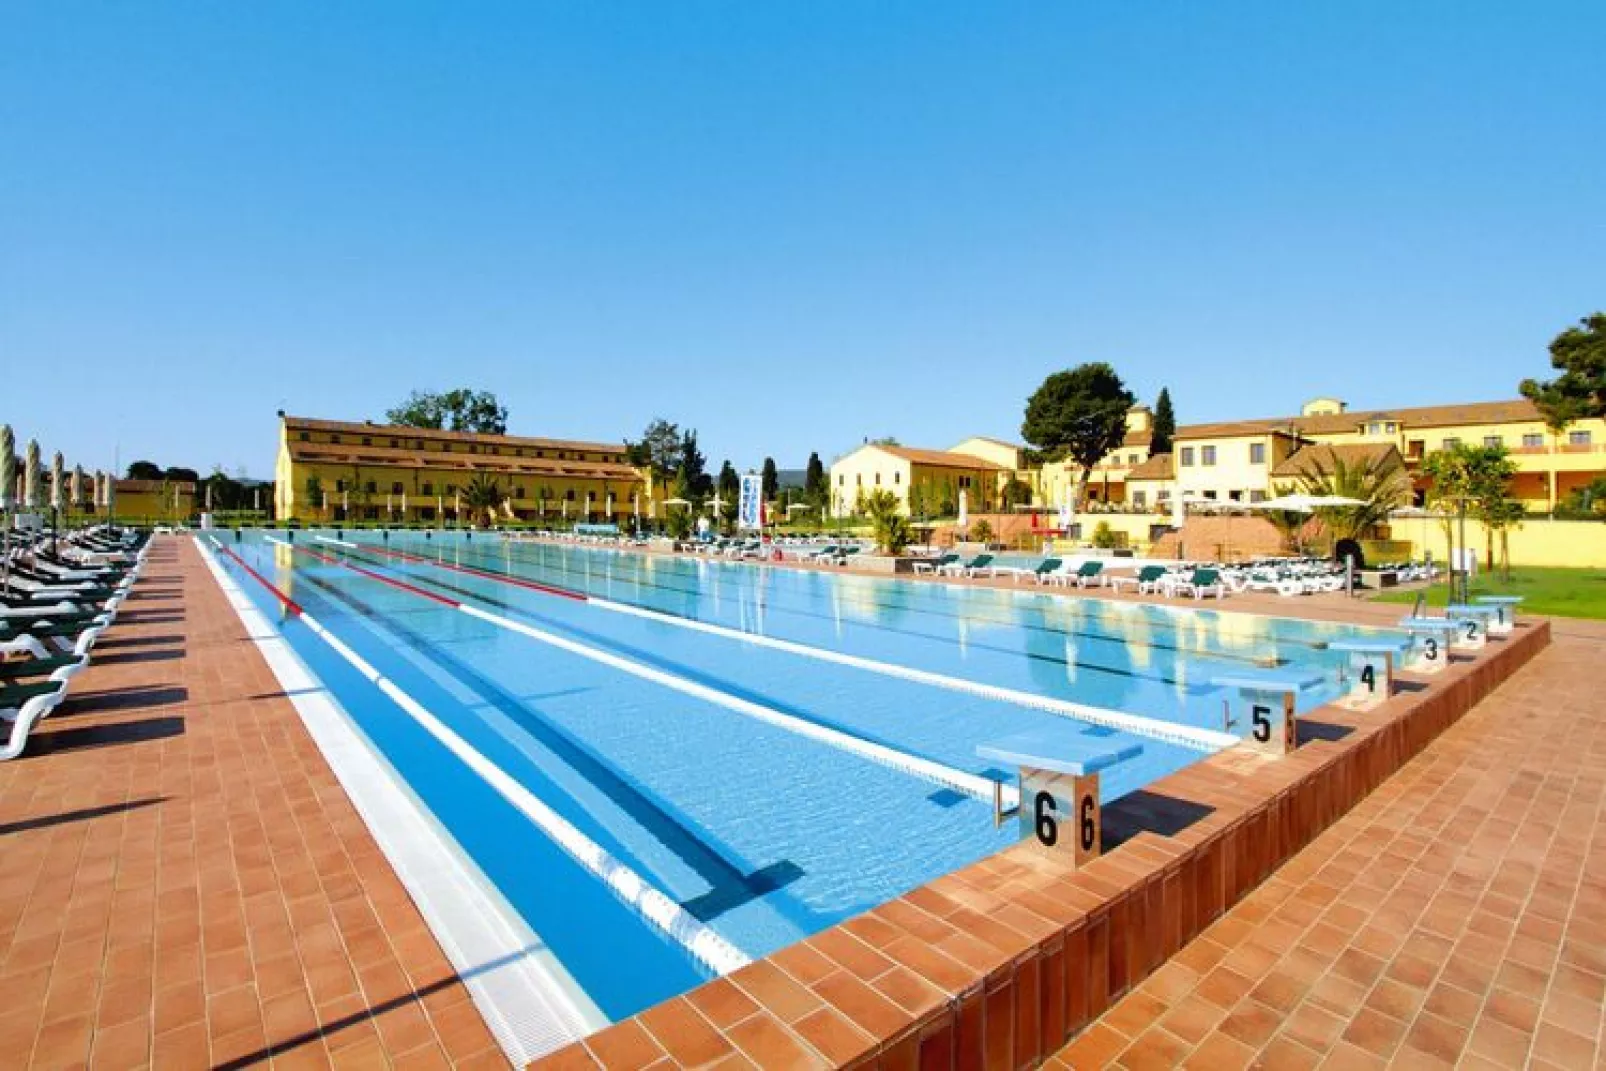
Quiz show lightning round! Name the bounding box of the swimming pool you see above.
[200,530,1398,1043]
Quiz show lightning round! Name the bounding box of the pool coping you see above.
[532,611,1551,1067]
[194,536,607,1064]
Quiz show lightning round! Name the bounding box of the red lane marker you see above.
[218,545,304,616]
[292,543,462,608]
[362,544,587,602]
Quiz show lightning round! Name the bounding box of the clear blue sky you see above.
[3,2,1602,480]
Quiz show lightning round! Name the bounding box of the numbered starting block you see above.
[1445,605,1500,651]
[1327,638,1409,711]
[1211,669,1324,756]
[977,728,1142,869]
[1474,596,1522,636]
[1399,617,1461,674]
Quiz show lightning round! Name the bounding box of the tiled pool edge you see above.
[534,620,1550,1068]
[194,537,606,1064]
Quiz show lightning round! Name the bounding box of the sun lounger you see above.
[1109,565,1167,594]
[1167,567,1226,600]
[1072,561,1106,588]
[914,553,959,576]
[0,679,71,761]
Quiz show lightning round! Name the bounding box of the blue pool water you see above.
[207,530,1401,1021]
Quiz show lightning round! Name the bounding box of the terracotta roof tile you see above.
[1125,453,1175,481]
[872,445,1006,471]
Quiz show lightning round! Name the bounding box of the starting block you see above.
[977,727,1142,868]
[1327,637,1409,711]
[1445,605,1500,651]
[1399,617,1461,673]
[1474,596,1522,636]
[1211,668,1324,756]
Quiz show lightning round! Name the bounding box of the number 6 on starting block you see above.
[977,728,1142,869]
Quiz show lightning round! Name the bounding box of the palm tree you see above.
[863,489,912,554]
[461,472,505,528]
[1299,451,1411,544]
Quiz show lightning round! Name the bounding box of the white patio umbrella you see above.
[23,440,42,509]
[50,451,66,515]
[1253,492,1365,512]
[0,425,14,509]
[663,497,691,508]
[70,465,85,514]
[106,474,117,520]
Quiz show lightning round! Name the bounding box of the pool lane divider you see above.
[361,543,1241,754]
[314,535,358,549]
[238,537,754,976]
[281,539,1022,809]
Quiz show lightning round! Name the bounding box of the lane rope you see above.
[283,540,1019,807]
[226,537,752,975]
[363,542,1239,752]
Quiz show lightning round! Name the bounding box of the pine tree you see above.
[804,452,826,505]
[761,457,779,501]
[1151,387,1176,457]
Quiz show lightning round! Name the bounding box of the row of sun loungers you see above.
[1,527,150,760]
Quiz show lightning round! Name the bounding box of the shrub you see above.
[971,518,994,545]
[1091,521,1122,549]
[863,489,912,554]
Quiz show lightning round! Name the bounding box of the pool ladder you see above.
[992,779,1020,827]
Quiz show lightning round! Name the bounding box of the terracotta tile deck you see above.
[0,536,506,1070]
[1052,622,1606,1070]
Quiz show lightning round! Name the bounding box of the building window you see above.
[1249,443,1265,465]
[335,479,347,492]
[1522,433,1543,448]
[514,486,525,499]
[1570,430,1592,446]
[362,437,371,446]
[390,439,398,447]
[364,481,376,494]
[1250,490,1267,503]
[1128,454,1139,465]
[422,482,434,495]
[1367,422,1381,436]
[1229,490,1243,502]
[330,434,341,444]
[1201,446,1217,466]
[856,474,862,486]
[1442,437,1461,450]
[1133,491,1147,507]
[1386,422,1397,433]
[1180,447,1195,467]
[391,482,403,494]
[1203,490,1217,500]
[304,477,318,492]
[299,432,310,442]
[838,474,844,485]
[1483,435,1503,449]
[565,489,575,500]
[874,473,881,486]
[894,472,901,484]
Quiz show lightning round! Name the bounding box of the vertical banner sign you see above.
[738,473,763,531]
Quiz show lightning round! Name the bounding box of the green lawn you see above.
[1372,566,1606,620]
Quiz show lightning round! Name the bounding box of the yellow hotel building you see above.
[273,415,650,525]
[1077,397,1606,512]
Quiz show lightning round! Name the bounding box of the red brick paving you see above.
[1051,623,1606,1069]
[0,536,505,1069]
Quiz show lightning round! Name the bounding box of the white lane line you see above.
[217,537,753,977]
[315,535,359,548]
[588,595,1240,753]
[194,537,604,1061]
[374,543,1238,753]
[456,603,1018,809]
